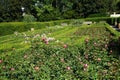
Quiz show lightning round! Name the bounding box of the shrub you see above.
[23,14,36,22]
[63,10,75,19]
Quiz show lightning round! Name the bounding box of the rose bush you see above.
[0,23,120,80]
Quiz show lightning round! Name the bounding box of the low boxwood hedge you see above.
[0,20,72,36]
[85,17,120,25]
[0,17,120,36]
[105,23,120,37]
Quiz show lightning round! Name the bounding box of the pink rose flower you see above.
[110,50,112,53]
[0,60,3,64]
[83,64,88,71]
[24,55,27,58]
[84,64,88,68]
[63,44,67,48]
[105,44,108,48]
[94,42,97,46]
[11,68,15,71]
[34,66,39,71]
[97,58,101,61]
[45,40,49,44]
[41,37,47,41]
[85,38,89,43]
[60,58,64,62]
[67,66,71,70]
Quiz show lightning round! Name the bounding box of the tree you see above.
[116,0,120,13]
[0,0,33,22]
[0,0,120,22]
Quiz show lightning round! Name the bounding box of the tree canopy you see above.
[0,0,120,22]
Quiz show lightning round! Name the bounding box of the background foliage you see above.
[0,0,120,22]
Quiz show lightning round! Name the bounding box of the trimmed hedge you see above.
[105,23,120,37]
[85,17,120,25]
[88,13,109,18]
[0,20,73,36]
[0,17,120,36]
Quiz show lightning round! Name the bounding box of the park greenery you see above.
[0,21,120,79]
[0,0,120,79]
[0,0,120,22]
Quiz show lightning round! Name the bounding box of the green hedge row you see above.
[0,17,120,36]
[0,20,72,36]
[85,17,120,25]
[105,23,120,37]
[88,13,109,18]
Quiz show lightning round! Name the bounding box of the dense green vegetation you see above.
[1,17,120,36]
[0,22,120,79]
[0,0,120,22]
[0,0,120,79]
[0,20,72,36]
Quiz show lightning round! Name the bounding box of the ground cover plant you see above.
[0,22,120,80]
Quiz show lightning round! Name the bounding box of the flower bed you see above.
[0,23,120,79]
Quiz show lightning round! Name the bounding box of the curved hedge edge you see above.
[105,23,120,38]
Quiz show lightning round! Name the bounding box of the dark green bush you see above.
[88,13,109,18]
[63,10,75,19]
